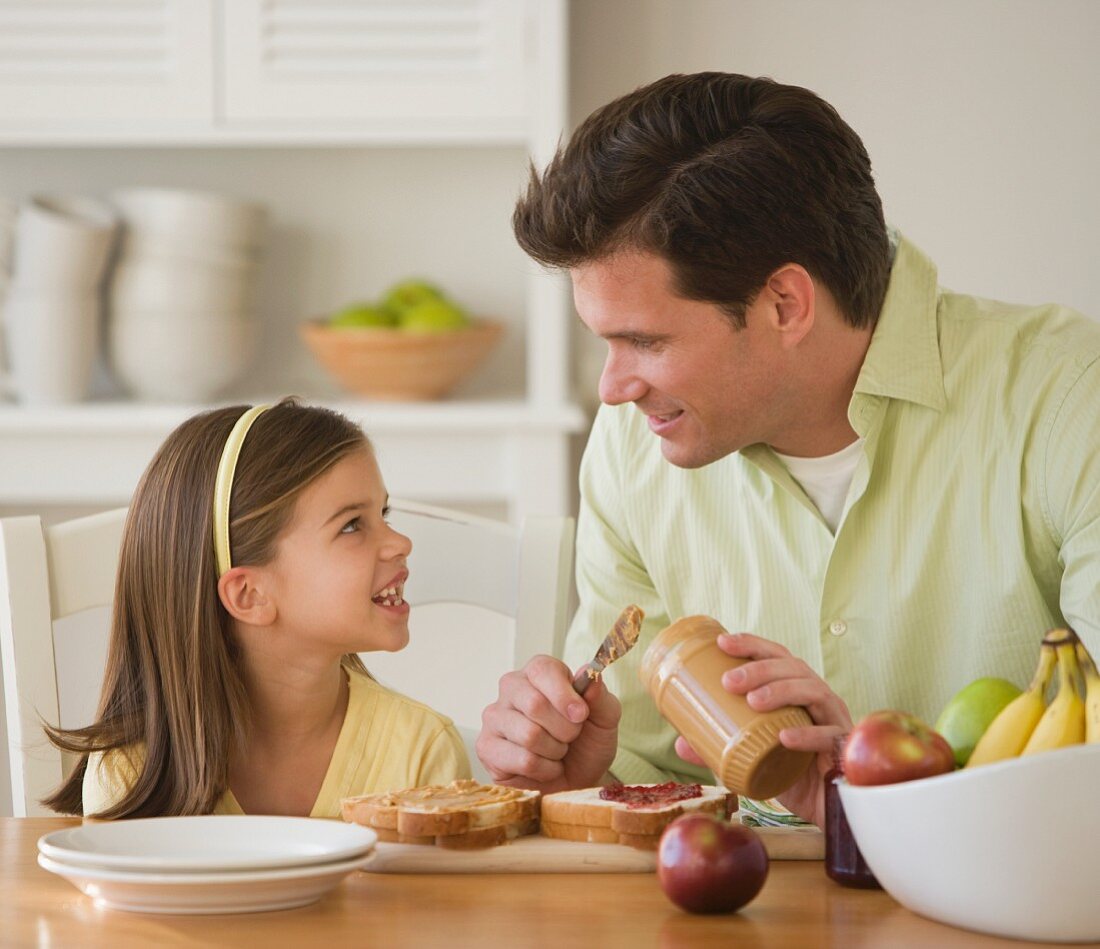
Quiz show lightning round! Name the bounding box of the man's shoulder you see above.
[940,291,1100,370]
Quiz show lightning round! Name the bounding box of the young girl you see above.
[44,398,471,819]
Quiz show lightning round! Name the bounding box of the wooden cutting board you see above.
[364,821,823,874]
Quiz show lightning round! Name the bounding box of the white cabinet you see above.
[0,0,214,126]
[0,0,554,145]
[222,0,528,134]
[0,0,585,523]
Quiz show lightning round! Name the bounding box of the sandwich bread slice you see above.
[341,779,540,850]
[541,782,735,850]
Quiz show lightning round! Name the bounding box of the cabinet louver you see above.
[0,0,213,121]
[222,0,527,128]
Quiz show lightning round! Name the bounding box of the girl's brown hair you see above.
[513,72,890,329]
[42,398,370,817]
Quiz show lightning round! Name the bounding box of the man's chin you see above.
[658,438,717,470]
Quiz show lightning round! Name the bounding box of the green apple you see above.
[934,677,1022,767]
[381,279,445,315]
[399,298,469,332]
[329,302,398,329]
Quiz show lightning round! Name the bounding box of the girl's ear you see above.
[217,567,276,626]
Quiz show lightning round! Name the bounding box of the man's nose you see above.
[598,351,646,406]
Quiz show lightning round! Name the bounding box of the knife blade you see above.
[571,604,645,695]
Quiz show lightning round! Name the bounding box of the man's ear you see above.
[761,263,815,348]
[217,566,276,626]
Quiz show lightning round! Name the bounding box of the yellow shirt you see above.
[565,233,1100,786]
[83,669,471,818]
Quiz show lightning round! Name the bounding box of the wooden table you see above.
[1,818,1063,948]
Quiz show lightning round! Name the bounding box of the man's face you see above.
[572,250,792,468]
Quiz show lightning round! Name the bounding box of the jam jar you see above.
[824,734,881,889]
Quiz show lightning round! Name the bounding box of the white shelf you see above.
[0,122,531,149]
[0,399,589,519]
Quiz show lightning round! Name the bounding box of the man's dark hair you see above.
[513,72,890,328]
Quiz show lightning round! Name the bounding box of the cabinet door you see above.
[221,0,529,135]
[0,0,214,125]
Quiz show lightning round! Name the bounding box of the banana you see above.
[1076,640,1100,744]
[967,639,1056,767]
[1021,630,1086,755]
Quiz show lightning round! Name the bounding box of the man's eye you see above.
[340,517,361,534]
[631,337,657,351]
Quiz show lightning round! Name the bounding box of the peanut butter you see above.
[640,616,814,800]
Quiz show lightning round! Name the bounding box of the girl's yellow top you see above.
[82,669,471,818]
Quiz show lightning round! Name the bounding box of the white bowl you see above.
[109,254,259,314]
[839,744,1100,943]
[109,309,256,402]
[111,187,267,255]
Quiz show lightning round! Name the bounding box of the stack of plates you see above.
[37,816,377,915]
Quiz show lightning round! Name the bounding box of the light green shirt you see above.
[565,234,1100,786]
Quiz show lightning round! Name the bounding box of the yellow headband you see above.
[213,404,271,577]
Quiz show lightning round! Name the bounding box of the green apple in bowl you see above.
[382,279,445,316]
[329,302,398,329]
[934,676,1022,767]
[399,298,470,333]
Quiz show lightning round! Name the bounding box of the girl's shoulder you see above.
[83,743,146,815]
[346,667,457,730]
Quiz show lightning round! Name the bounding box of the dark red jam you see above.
[599,781,703,810]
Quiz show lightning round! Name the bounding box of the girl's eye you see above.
[340,517,361,534]
[381,505,391,522]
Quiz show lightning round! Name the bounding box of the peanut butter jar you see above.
[640,615,815,800]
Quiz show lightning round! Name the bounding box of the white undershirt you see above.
[773,437,865,534]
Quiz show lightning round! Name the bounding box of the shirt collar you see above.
[852,232,946,413]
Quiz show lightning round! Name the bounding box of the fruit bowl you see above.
[838,744,1100,942]
[299,318,504,400]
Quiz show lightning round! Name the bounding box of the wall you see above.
[568,0,1100,395]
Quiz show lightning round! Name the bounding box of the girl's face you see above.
[263,447,412,657]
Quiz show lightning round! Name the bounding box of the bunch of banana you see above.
[967,628,1098,767]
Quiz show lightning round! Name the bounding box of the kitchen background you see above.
[2,0,1098,815]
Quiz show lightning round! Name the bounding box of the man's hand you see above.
[476,654,620,793]
[674,632,851,828]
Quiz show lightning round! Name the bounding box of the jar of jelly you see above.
[639,615,815,800]
[824,734,881,888]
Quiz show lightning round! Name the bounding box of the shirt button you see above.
[828,620,848,637]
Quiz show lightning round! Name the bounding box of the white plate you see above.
[38,851,374,915]
[38,816,377,873]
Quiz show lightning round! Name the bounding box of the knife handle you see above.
[571,662,600,695]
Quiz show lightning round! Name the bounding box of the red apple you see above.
[843,709,955,786]
[656,813,769,914]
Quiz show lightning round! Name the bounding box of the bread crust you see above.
[539,785,734,848]
[341,779,541,849]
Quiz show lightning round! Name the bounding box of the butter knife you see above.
[571,604,645,695]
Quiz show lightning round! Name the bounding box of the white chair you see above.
[0,508,126,817]
[0,501,574,816]
[366,500,574,782]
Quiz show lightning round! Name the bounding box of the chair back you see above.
[0,509,126,817]
[366,501,574,780]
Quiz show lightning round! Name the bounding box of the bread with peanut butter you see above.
[540,782,734,850]
[341,779,540,849]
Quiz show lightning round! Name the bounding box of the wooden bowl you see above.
[299,318,505,400]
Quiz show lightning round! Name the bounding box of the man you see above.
[476,73,1100,827]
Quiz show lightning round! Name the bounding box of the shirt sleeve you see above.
[565,406,711,786]
[1044,354,1100,656]
[414,723,473,786]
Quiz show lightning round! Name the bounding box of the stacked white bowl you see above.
[107,188,268,401]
